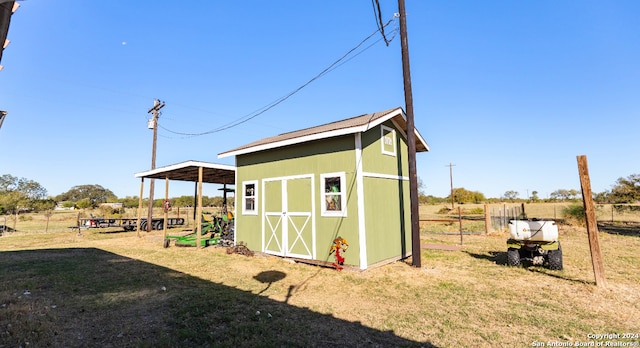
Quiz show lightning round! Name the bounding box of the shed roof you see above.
[218,107,429,158]
[134,160,235,185]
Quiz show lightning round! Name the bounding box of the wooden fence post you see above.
[577,155,607,288]
[484,204,491,234]
[458,207,463,245]
[136,178,144,238]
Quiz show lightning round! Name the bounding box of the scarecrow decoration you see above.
[329,236,349,270]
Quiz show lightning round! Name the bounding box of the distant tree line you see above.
[1,173,639,214]
[418,174,640,205]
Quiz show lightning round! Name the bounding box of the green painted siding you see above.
[398,129,409,178]
[363,177,411,265]
[235,135,361,267]
[401,179,412,257]
[234,122,414,269]
[237,136,354,175]
[360,121,412,265]
[361,121,409,177]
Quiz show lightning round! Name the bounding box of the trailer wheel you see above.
[153,220,163,230]
[163,238,170,248]
[140,220,148,232]
[547,242,563,270]
[507,248,521,267]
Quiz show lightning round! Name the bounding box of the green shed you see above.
[218,107,429,270]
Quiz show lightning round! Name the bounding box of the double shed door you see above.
[262,175,315,259]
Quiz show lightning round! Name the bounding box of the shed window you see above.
[381,125,396,156]
[242,181,257,215]
[321,173,346,217]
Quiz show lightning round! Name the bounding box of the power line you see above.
[6,16,398,139]
[159,16,398,138]
[372,0,391,46]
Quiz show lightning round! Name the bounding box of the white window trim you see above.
[320,172,347,217]
[381,125,397,157]
[242,180,258,215]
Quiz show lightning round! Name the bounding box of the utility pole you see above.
[398,0,421,268]
[146,99,165,232]
[447,163,456,209]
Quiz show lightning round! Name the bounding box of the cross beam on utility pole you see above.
[447,163,456,209]
[146,99,165,232]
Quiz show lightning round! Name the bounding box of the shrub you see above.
[98,205,119,217]
[436,206,452,214]
[563,203,585,225]
[466,207,484,215]
[18,215,33,222]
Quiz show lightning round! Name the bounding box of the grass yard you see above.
[0,208,639,347]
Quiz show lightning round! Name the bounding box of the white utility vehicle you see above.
[507,219,563,270]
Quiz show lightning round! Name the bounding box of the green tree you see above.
[608,173,640,203]
[502,190,519,201]
[419,195,446,205]
[56,184,117,208]
[76,198,92,209]
[61,201,76,209]
[173,195,196,207]
[0,174,48,213]
[117,196,141,209]
[32,198,57,211]
[568,189,580,199]
[530,190,539,202]
[207,196,224,207]
[550,189,571,201]
[449,188,486,204]
[593,190,610,203]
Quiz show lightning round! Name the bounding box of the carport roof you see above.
[134,160,235,185]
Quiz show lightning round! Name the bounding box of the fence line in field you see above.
[490,205,523,232]
[423,203,640,235]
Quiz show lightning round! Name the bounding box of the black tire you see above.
[507,248,521,267]
[154,220,164,230]
[547,242,563,270]
[140,221,148,232]
[163,238,170,248]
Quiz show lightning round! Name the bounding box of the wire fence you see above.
[490,203,640,231]
[490,205,524,232]
[419,203,640,235]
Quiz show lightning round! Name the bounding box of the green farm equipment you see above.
[164,212,234,248]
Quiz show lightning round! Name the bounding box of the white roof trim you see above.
[134,160,236,178]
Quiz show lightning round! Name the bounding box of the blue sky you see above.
[1,1,638,200]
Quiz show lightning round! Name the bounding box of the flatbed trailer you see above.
[79,217,185,231]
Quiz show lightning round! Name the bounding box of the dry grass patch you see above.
[1,216,639,347]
